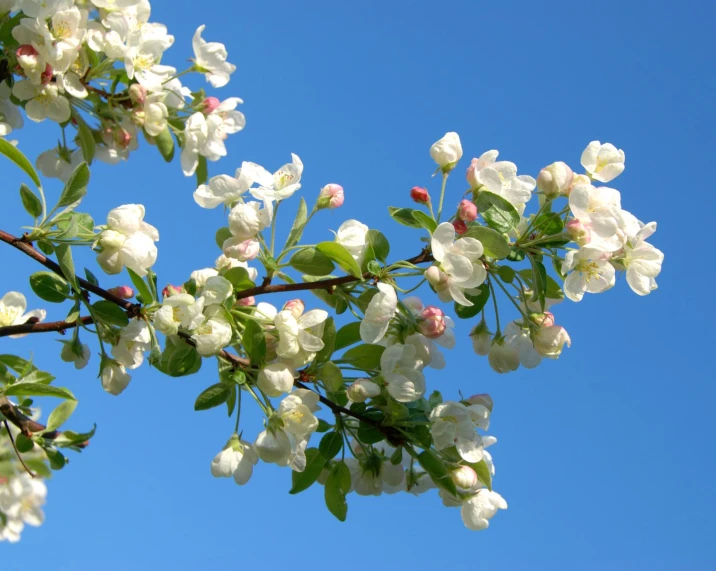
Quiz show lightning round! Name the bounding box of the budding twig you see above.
[2,419,36,478]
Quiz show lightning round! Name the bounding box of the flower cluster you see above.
[0,474,47,543]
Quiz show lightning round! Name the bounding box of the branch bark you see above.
[0,397,89,449]
[0,316,95,339]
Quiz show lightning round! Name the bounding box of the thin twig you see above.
[3,419,36,478]
[0,316,94,338]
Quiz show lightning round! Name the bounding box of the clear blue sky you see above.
[2,0,715,569]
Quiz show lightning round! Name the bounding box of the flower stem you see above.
[436,172,449,224]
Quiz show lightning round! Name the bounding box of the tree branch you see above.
[235,248,434,300]
[0,397,89,449]
[0,316,95,338]
[0,229,139,313]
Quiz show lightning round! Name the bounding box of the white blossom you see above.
[430,132,462,170]
[60,341,90,369]
[192,25,236,88]
[461,489,507,531]
[562,246,615,302]
[12,82,71,124]
[257,362,295,398]
[101,360,132,395]
[111,319,151,370]
[581,141,625,183]
[334,219,369,264]
[0,291,46,338]
[430,401,484,463]
[380,344,425,403]
[97,204,159,277]
[360,282,397,344]
[210,438,258,485]
[194,165,254,209]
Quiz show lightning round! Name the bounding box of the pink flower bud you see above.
[107,286,134,299]
[530,311,555,328]
[129,84,147,105]
[202,97,221,114]
[318,183,344,209]
[418,305,447,339]
[458,199,477,222]
[452,219,467,235]
[566,219,591,246]
[451,465,478,490]
[162,284,184,298]
[40,63,53,85]
[16,45,38,58]
[236,296,255,307]
[466,158,481,189]
[466,393,494,411]
[410,186,430,205]
[282,299,305,320]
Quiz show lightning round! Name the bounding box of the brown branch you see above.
[0,397,89,449]
[3,419,36,477]
[0,316,95,339]
[235,248,434,300]
[0,229,139,314]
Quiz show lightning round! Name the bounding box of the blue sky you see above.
[2,0,715,569]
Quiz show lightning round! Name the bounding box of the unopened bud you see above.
[534,325,571,358]
[162,284,184,298]
[317,183,344,209]
[410,186,430,205]
[129,83,147,105]
[40,63,53,85]
[458,199,477,222]
[236,296,255,307]
[16,45,38,58]
[347,379,381,403]
[537,161,573,197]
[466,157,481,189]
[425,265,449,289]
[107,286,134,299]
[452,219,467,235]
[417,306,447,339]
[203,96,221,114]
[470,320,493,356]
[282,299,305,320]
[566,219,591,246]
[223,237,260,261]
[530,311,555,328]
[451,465,478,490]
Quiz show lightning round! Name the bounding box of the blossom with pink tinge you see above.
[162,284,184,298]
[566,219,591,246]
[418,306,447,339]
[223,237,260,261]
[410,186,430,205]
[466,393,493,411]
[129,84,146,105]
[452,466,478,490]
[533,325,571,358]
[318,184,344,209]
[537,161,574,197]
[236,296,255,307]
[466,158,481,189]
[282,299,305,320]
[458,199,477,222]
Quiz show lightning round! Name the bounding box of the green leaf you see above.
[196,155,208,186]
[29,271,70,303]
[464,225,511,259]
[20,184,42,218]
[527,254,547,311]
[0,138,42,187]
[316,242,362,278]
[388,206,422,228]
[290,448,325,494]
[454,285,490,319]
[215,226,232,250]
[319,431,343,459]
[223,266,254,290]
[412,210,437,233]
[356,425,384,444]
[417,450,458,496]
[469,459,493,491]
[55,212,94,236]
[428,390,443,408]
[533,212,564,236]
[54,243,79,290]
[150,336,202,377]
[313,317,336,365]
[0,355,37,374]
[194,383,231,411]
[46,448,66,470]
[335,322,361,351]
[76,120,96,165]
[154,126,175,162]
[92,300,129,327]
[290,248,335,276]
[52,424,97,447]
[4,383,75,400]
[242,319,266,366]
[366,229,390,263]
[316,419,332,433]
[507,247,526,262]
[15,434,34,453]
[226,383,237,417]
[325,461,350,521]
[342,344,385,371]
[518,269,564,300]
[497,265,516,283]
[284,197,308,250]
[57,162,90,208]
[84,268,99,286]
[45,399,78,432]
[318,361,343,392]
[476,191,520,233]
[126,267,153,304]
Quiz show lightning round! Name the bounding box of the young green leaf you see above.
[92,300,129,327]
[319,431,343,459]
[29,271,71,303]
[54,243,79,290]
[316,242,362,278]
[454,286,490,319]
[57,162,90,208]
[335,322,361,351]
[289,448,326,494]
[242,319,267,366]
[3,383,75,400]
[388,206,422,228]
[475,191,520,233]
[290,247,336,276]
[154,126,175,162]
[324,461,350,521]
[0,138,42,187]
[76,120,96,164]
[412,210,437,233]
[194,383,231,411]
[417,450,458,496]
[126,267,154,304]
[284,197,308,250]
[44,400,78,432]
[366,229,390,262]
[196,155,208,186]
[19,184,43,218]
[341,344,385,371]
[464,225,511,259]
[313,317,336,365]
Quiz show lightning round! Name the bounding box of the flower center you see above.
[0,306,21,326]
